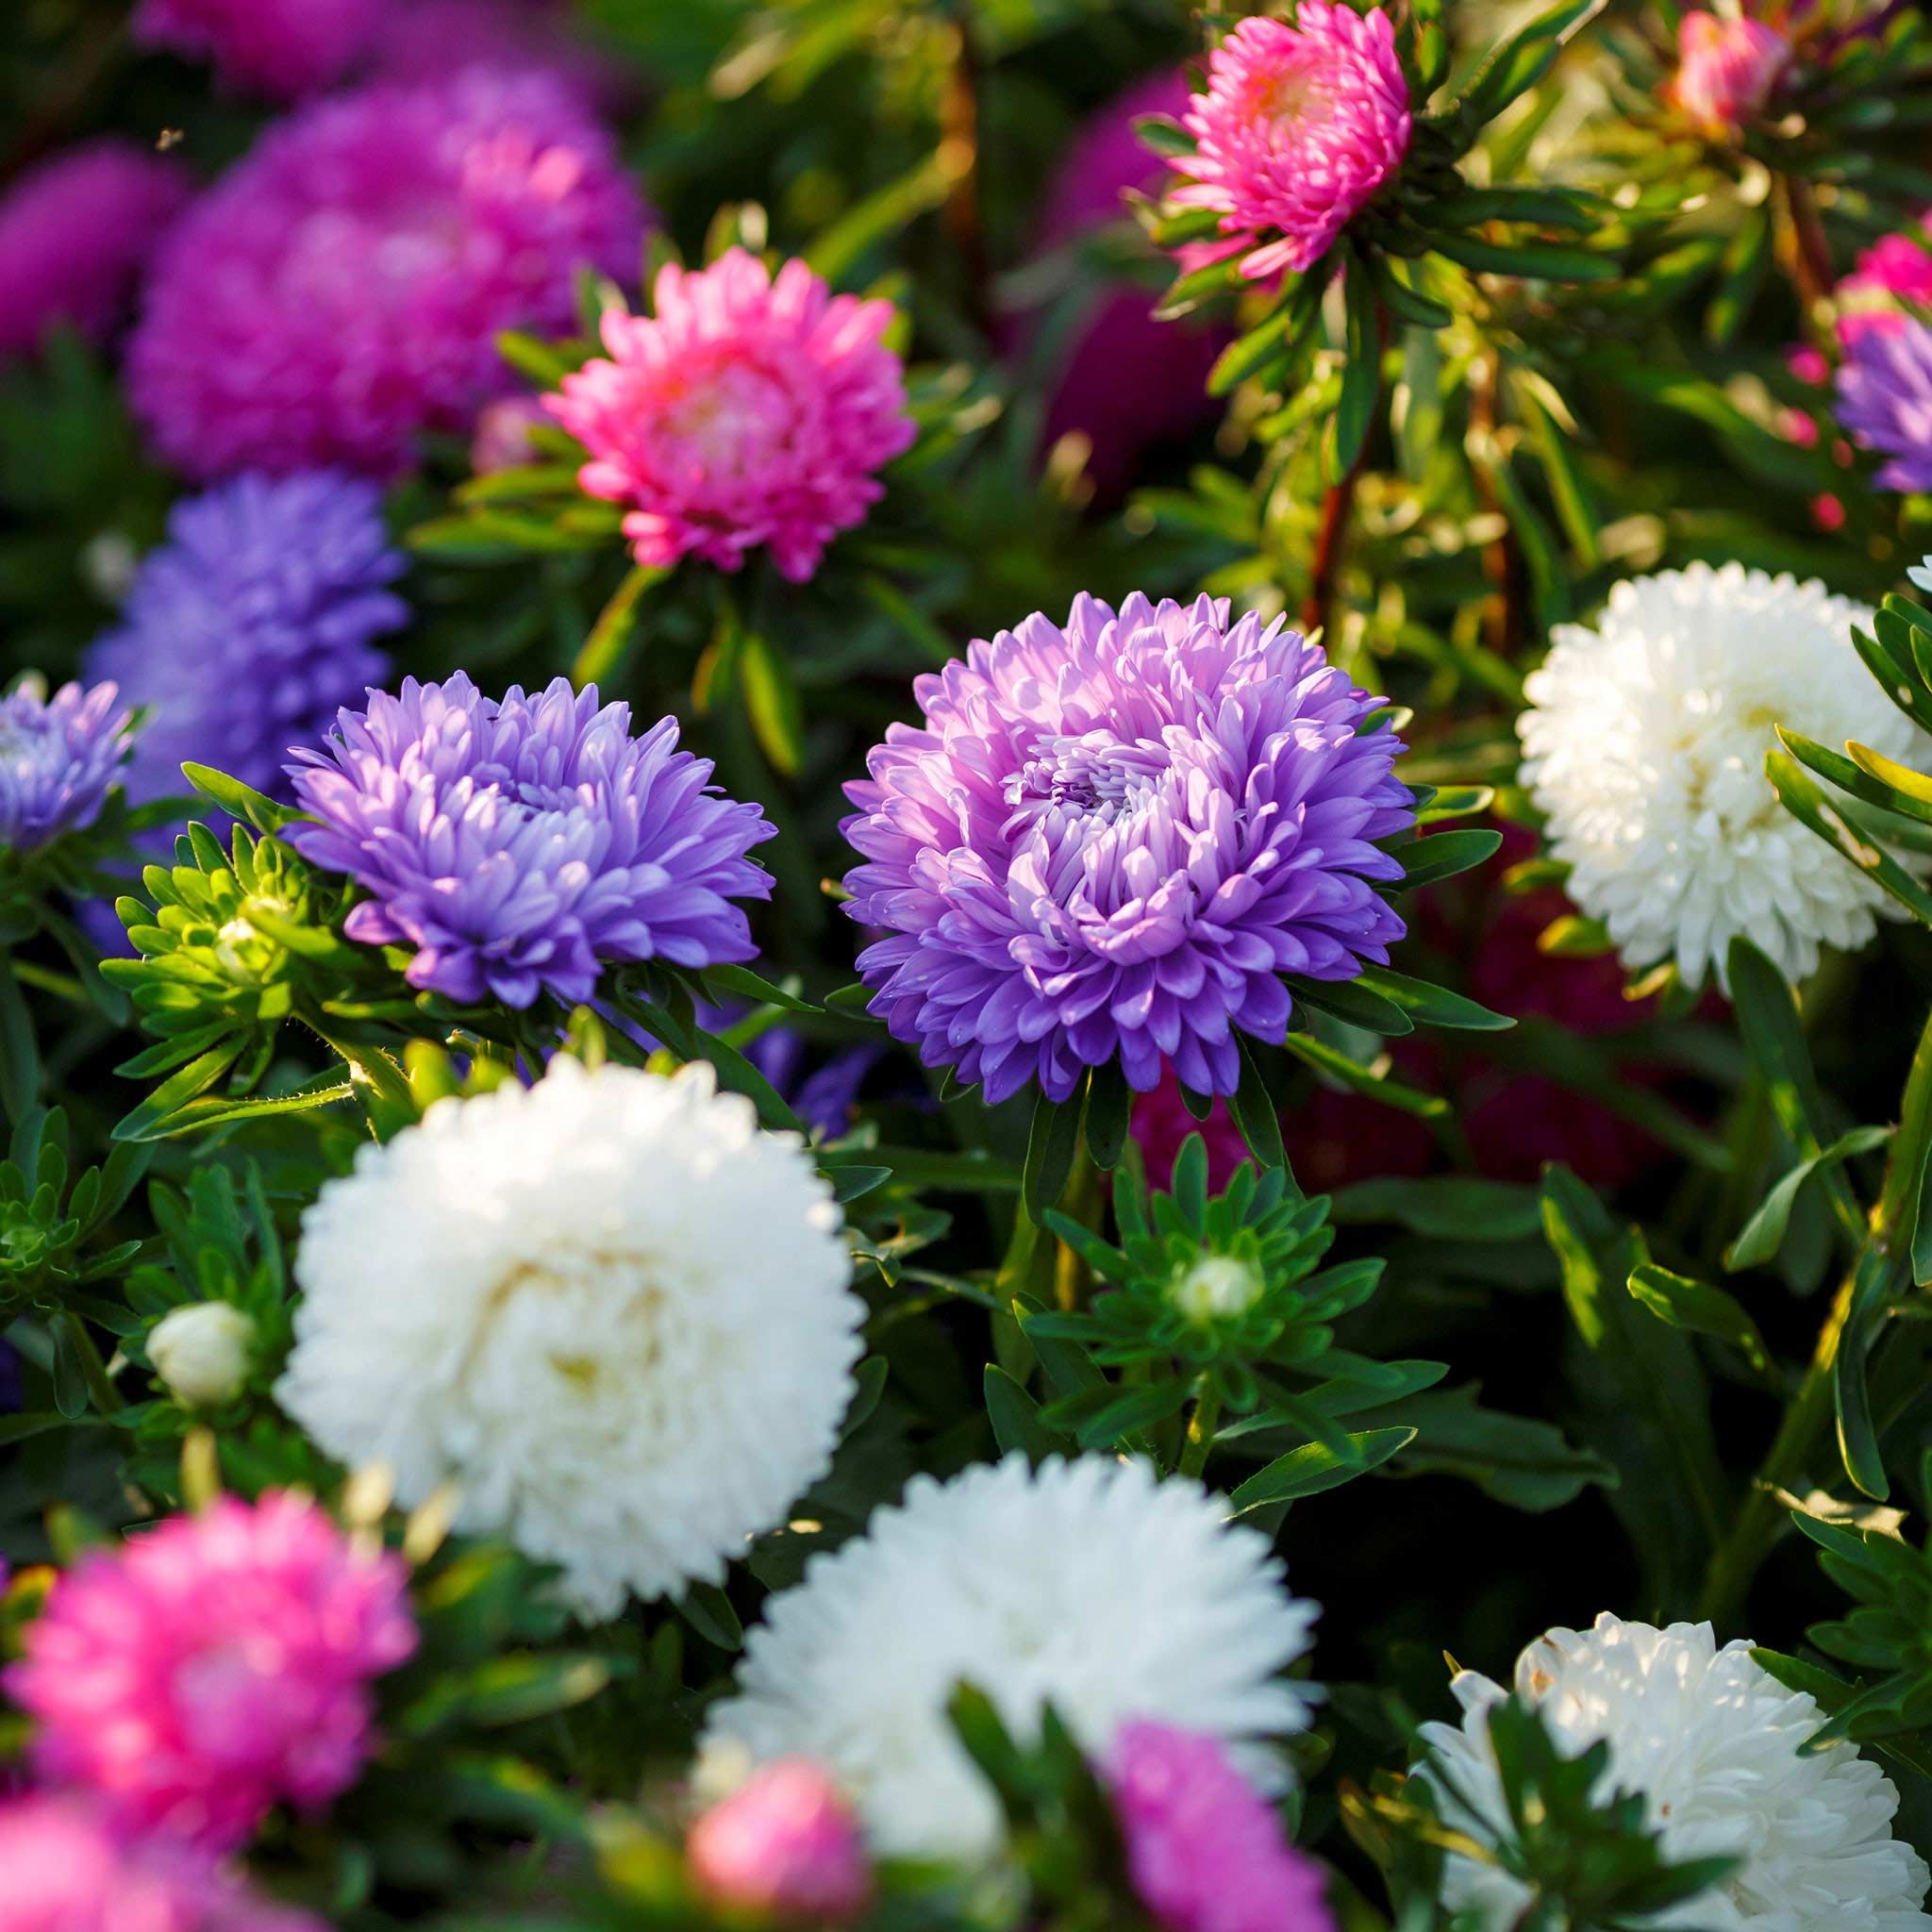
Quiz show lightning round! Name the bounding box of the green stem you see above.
[310,1026,417,1141]
[1178,1380,1223,1482]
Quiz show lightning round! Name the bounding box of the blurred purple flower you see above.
[1837,316,1932,492]
[0,682,133,854]
[132,0,381,99]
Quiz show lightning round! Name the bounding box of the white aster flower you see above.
[1908,558,1932,593]
[703,1454,1318,1861]
[276,1058,863,1618]
[1518,562,1927,987]
[1416,1613,1931,1932]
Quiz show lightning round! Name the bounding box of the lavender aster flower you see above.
[0,681,133,854]
[1837,317,1932,493]
[841,594,1411,1104]
[287,675,775,1008]
[88,472,407,808]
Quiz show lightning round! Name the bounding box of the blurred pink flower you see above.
[471,394,551,475]
[1789,344,1831,385]
[132,0,379,98]
[1170,6,1411,280]
[688,1760,873,1924]
[0,140,189,360]
[8,1492,416,1851]
[1672,12,1790,134]
[550,248,915,582]
[1835,222,1932,346]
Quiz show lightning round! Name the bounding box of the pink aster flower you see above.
[132,0,380,99]
[8,1491,416,1851]
[1835,220,1932,346]
[1108,1722,1336,1932]
[126,66,649,479]
[1672,12,1790,134]
[0,140,190,360]
[549,248,915,582]
[687,1761,873,1925]
[1169,6,1411,281]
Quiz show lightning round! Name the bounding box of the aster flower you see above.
[688,1760,874,1924]
[1518,563,1925,987]
[0,140,190,360]
[548,248,916,583]
[127,67,649,479]
[285,673,774,1008]
[276,1058,863,1618]
[87,472,406,808]
[372,0,619,110]
[841,593,1413,1105]
[1672,12,1790,135]
[1108,1722,1336,1932]
[1837,318,1932,493]
[0,680,133,854]
[1415,1614,1931,1931]
[7,1491,416,1850]
[1835,219,1932,347]
[704,1454,1318,1861]
[132,0,380,99]
[0,1793,325,1932]
[1168,7,1412,281]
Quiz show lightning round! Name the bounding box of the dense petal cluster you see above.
[0,140,190,359]
[687,1761,874,1924]
[1838,319,1932,493]
[549,249,915,582]
[1518,563,1922,986]
[286,674,774,1008]
[7,1492,415,1850]
[1108,1723,1336,1932]
[132,0,380,98]
[88,472,406,806]
[1672,12,1790,134]
[704,1455,1318,1861]
[1170,7,1412,280]
[0,680,133,853]
[277,1059,862,1618]
[1416,1614,1931,1931]
[127,67,649,478]
[841,593,1412,1103]
[0,1794,325,1932]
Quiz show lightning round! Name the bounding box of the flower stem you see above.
[1178,1380,1223,1481]
[1775,173,1835,338]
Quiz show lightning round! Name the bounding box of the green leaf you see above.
[571,563,662,690]
[1333,260,1382,478]
[739,629,806,778]
[1085,1059,1131,1172]
[1369,1384,1615,1512]
[984,1365,1068,1464]
[1395,828,1504,889]
[180,765,305,835]
[1724,1125,1891,1273]
[841,1356,889,1441]
[1426,231,1617,283]
[1456,0,1606,123]
[1627,1262,1774,1377]
[1228,1037,1287,1171]
[1227,1427,1417,1512]
[50,1312,87,1420]
[0,963,40,1124]
[1777,727,1932,828]
[1769,750,1932,930]
[1330,1175,1541,1241]
[1285,973,1415,1036]
[1023,1081,1087,1224]
[1133,114,1194,158]
[1354,967,1513,1032]
[112,1041,247,1143]
[675,1583,744,1652]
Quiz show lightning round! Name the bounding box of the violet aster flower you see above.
[132,0,380,99]
[1837,315,1932,493]
[1169,6,1412,281]
[286,674,775,1008]
[0,140,190,360]
[0,681,133,854]
[127,67,649,479]
[87,472,406,808]
[1108,1722,1336,1932]
[547,248,916,583]
[841,593,1412,1104]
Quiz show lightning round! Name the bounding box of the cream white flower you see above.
[276,1058,863,1618]
[148,1301,255,1407]
[1416,1613,1931,1931]
[703,1454,1318,1861]
[1518,562,1926,987]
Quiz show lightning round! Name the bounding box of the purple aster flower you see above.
[1837,316,1932,492]
[0,681,134,854]
[87,472,407,808]
[841,594,1411,1104]
[286,675,775,1008]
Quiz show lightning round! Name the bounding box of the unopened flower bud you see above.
[1171,1255,1266,1324]
[687,1758,872,1925]
[149,1302,256,1407]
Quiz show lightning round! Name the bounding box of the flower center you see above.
[1171,1254,1267,1324]
[664,364,792,476]
[1004,731,1172,830]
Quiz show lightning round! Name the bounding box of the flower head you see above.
[704,1454,1318,1861]
[688,1760,874,1924]
[128,67,649,479]
[132,0,380,98]
[88,472,407,808]
[1108,1722,1336,1932]
[148,1303,257,1408]
[1672,12,1790,135]
[1518,563,1922,987]
[841,593,1412,1104]
[0,140,190,360]
[1835,220,1932,348]
[1169,7,1412,280]
[1415,1614,1931,1931]
[1838,317,1932,494]
[0,680,133,854]
[0,1793,325,1932]
[285,673,774,1008]
[7,1491,416,1850]
[549,249,915,583]
[276,1058,863,1618]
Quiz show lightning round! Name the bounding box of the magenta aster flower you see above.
[841,593,1412,1104]
[1108,1722,1336,1932]
[286,674,775,1008]
[548,248,916,583]
[127,67,649,480]
[0,140,189,360]
[132,0,380,99]
[1837,315,1932,492]
[1169,6,1411,281]
[687,1761,874,1925]
[0,1794,325,1932]
[1672,11,1790,133]
[1837,220,1932,346]
[7,1491,415,1852]
[0,680,133,853]
[372,0,619,111]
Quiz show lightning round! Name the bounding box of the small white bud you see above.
[149,1302,256,1408]
[1170,1255,1265,1324]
